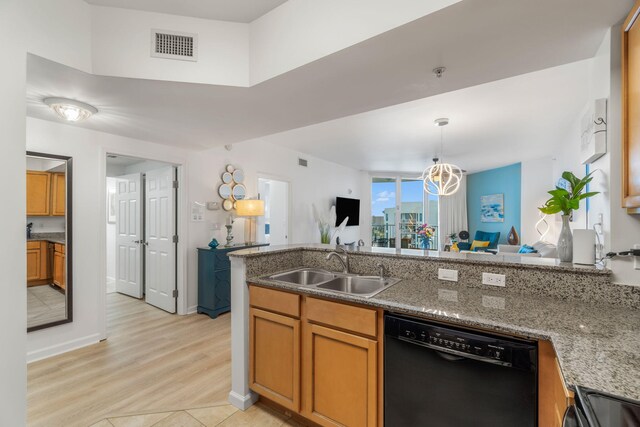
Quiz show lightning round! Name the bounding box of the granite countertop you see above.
[28,233,65,245]
[230,244,610,275]
[249,271,640,402]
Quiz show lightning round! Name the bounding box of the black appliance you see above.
[563,386,640,427]
[384,314,537,427]
[335,196,360,226]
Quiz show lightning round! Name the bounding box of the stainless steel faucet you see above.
[376,262,385,278]
[326,248,350,273]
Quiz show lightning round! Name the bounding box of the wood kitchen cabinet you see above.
[623,1,640,213]
[538,340,574,427]
[249,285,383,427]
[26,241,42,282]
[51,173,66,216]
[249,286,301,411]
[53,243,66,290]
[26,171,51,216]
[27,241,52,286]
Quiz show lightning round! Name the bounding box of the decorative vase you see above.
[507,226,520,245]
[557,215,573,262]
[208,238,219,249]
[320,225,330,244]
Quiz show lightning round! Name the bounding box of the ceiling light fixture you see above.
[43,97,98,122]
[421,118,463,197]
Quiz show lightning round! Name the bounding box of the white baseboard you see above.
[187,305,198,315]
[27,333,101,363]
[228,390,258,410]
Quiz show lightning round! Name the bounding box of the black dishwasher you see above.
[385,314,537,427]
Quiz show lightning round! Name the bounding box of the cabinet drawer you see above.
[306,297,377,338]
[213,251,230,269]
[27,241,41,250]
[250,285,300,318]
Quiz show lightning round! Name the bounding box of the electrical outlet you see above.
[635,244,640,270]
[482,272,506,287]
[438,268,458,282]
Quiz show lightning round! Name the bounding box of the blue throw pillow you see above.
[518,245,538,254]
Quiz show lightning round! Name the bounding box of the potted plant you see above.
[538,171,598,262]
[416,224,436,249]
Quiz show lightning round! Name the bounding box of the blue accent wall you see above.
[466,163,521,245]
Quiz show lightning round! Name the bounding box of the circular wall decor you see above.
[226,164,235,173]
[218,183,232,199]
[232,169,245,183]
[222,172,233,184]
[232,184,246,200]
[222,199,234,211]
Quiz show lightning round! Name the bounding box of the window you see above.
[370,176,438,250]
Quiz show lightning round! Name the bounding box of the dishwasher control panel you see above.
[385,314,537,370]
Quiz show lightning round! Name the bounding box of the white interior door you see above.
[144,166,176,313]
[115,173,143,298]
[258,178,290,246]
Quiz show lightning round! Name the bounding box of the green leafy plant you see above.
[539,171,599,216]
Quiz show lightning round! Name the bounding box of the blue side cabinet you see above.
[197,244,268,319]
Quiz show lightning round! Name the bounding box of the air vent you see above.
[298,158,308,167]
[151,29,198,62]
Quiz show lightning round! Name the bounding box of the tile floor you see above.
[27,284,66,328]
[90,403,304,427]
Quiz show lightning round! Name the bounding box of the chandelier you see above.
[421,118,463,196]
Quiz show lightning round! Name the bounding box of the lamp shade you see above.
[236,199,265,217]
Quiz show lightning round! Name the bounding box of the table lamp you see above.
[236,199,265,245]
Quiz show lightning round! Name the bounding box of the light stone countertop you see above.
[230,244,610,275]
[28,232,65,245]
[249,272,640,402]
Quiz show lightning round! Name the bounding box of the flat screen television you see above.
[335,197,360,226]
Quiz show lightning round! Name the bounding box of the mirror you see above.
[226,164,235,173]
[232,169,245,183]
[232,184,246,200]
[219,183,232,199]
[26,151,72,332]
[222,172,233,184]
[222,199,234,211]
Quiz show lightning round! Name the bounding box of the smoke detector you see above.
[433,67,446,78]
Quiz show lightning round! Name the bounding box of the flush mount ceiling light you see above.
[421,118,463,197]
[43,97,98,122]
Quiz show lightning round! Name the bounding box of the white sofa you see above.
[498,241,558,258]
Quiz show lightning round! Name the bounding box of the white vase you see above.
[557,215,573,263]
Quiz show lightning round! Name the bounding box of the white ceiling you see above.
[28,0,631,171]
[84,0,288,23]
[260,60,590,174]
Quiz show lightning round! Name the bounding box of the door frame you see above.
[99,149,188,341]
[256,172,293,244]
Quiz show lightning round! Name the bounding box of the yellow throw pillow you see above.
[470,240,490,251]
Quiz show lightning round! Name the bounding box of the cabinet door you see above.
[51,173,66,216]
[303,323,378,427]
[249,307,300,412]
[53,250,65,289]
[623,2,640,213]
[26,171,51,216]
[539,341,573,427]
[27,247,41,282]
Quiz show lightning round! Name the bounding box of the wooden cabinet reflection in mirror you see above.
[26,152,73,332]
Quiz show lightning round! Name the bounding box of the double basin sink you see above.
[267,268,401,298]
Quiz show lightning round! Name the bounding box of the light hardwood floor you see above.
[28,293,233,427]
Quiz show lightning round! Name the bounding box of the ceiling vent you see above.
[151,29,198,62]
[298,158,308,167]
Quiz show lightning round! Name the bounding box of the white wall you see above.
[26,117,191,361]
[520,157,556,245]
[91,6,250,86]
[249,0,461,84]
[0,1,27,424]
[187,140,366,310]
[607,24,640,285]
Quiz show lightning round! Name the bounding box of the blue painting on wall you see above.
[480,193,504,223]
